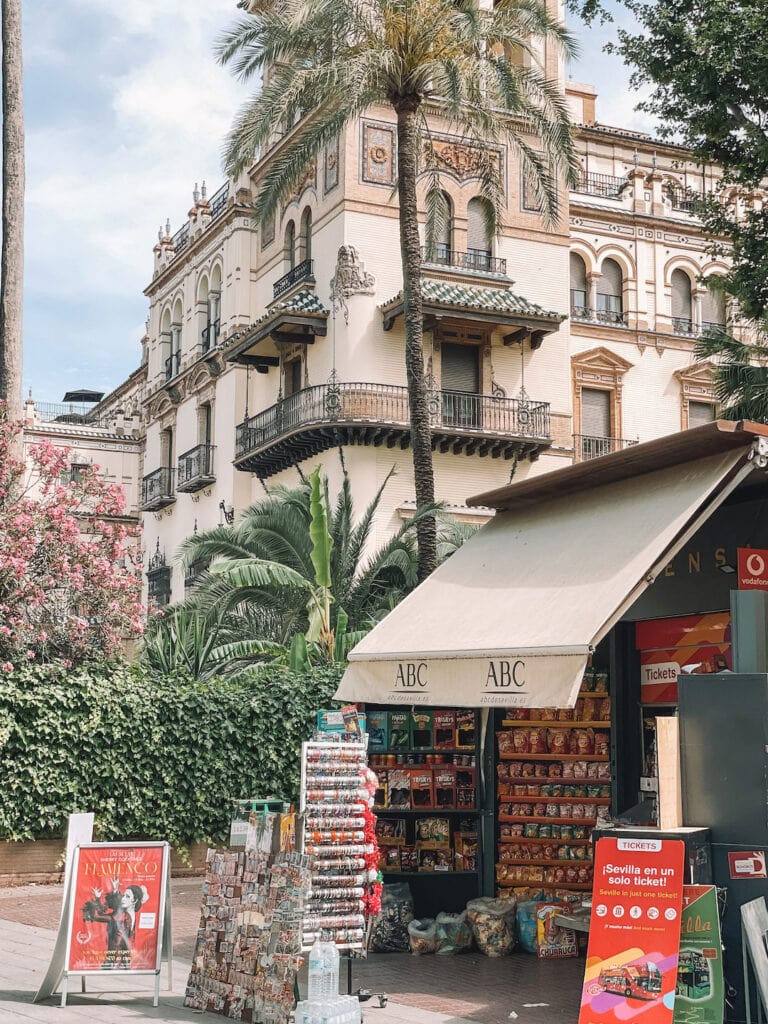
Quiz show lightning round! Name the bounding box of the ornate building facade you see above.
[131,28,742,606]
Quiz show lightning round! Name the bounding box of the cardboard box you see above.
[415,817,450,846]
[374,775,388,809]
[410,768,434,810]
[434,766,457,809]
[455,710,477,750]
[454,833,478,871]
[400,846,418,872]
[375,817,406,845]
[410,709,434,751]
[433,710,457,750]
[367,710,389,752]
[388,769,411,809]
[389,711,410,751]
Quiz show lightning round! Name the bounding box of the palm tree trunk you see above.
[1,0,23,416]
[395,97,437,581]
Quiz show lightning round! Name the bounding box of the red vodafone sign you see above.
[737,548,768,590]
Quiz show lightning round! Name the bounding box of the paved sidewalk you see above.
[0,882,583,1023]
[0,919,478,1024]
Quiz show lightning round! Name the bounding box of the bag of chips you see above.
[466,897,518,957]
[408,918,438,955]
[435,911,473,954]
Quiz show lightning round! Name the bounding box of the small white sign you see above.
[617,838,662,852]
[138,912,156,930]
[641,662,679,686]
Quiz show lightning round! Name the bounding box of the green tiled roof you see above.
[382,280,564,321]
[227,290,329,345]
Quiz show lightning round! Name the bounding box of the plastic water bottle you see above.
[308,938,326,1001]
[324,940,340,999]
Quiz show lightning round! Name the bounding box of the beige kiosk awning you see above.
[336,422,768,709]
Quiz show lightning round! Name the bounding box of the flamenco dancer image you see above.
[81,878,149,968]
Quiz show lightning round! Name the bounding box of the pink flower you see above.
[1,662,13,674]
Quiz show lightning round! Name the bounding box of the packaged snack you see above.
[548,729,570,754]
[559,825,573,840]
[521,762,536,778]
[559,804,573,818]
[529,728,548,754]
[367,710,389,752]
[571,804,586,819]
[497,762,511,781]
[434,767,457,809]
[557,707,575,721]
[408,918,438,955]
[597,762,611,780]
[512,731,530,754]
[410,710,434,752]
[435,911,473,954]
[548,763,563,778]
[537,824,552,838]
[434,848,452,872]
[523,823,539,838]
[581,670,596,692]
[466,898,517,957]
[400,846,418,871]
[419,849,437,872]
[562,762,575,779]
[539,708,558,721]
[506,708,530,721]
[415,817,450,845]
[386,846,401,871]
[573,761,588,779]
[545,803,559,818]
[534,764,549,778]
[539,784,553,797]
[550,825,562,839]
[389,769,412,809]
[594,732,609,757]
[534,803,547,817]
[433,710,456,750]
[570,729,595,755]
[579,698,598,722]
[505,823,526,837]
[389,712,410,750]
[586,762,599,780]
[598,697,611,721]
[571,825,587,840]
[411,769,434,809]
[456,711,476,750]
[594,673,609,693]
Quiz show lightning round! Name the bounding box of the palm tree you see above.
[695,327,768,423]
[153,466,447,676]
[1,0,24,415]
[217,0,579,580]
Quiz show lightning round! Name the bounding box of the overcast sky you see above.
[23,0,654,403]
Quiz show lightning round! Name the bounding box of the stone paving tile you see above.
[0,882,583,1023]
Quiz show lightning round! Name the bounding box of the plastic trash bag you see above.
[369,883,414,953]
[466,897,517,957]
[516,900,540,954]
[435,910,473,954]
[407,917,438,955]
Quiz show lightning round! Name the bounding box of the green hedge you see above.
[0,661,344,844]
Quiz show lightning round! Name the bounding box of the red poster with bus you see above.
[578,837,685,1024]
[65,843,168,973]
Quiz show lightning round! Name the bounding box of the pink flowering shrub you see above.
[0,404,144,665]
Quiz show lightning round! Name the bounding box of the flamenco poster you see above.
[66,843,169,974]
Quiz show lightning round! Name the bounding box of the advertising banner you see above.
[636,614,731,704]
[578,837,685,1024]
[737,548,768,591]
[672,885,724,1024]
[66,843,168,974]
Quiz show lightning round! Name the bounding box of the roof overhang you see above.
[336,421,768,709]
[382,298,564,341]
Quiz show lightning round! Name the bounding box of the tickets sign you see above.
[66,843,168,973]
[672,885,724,1024]
[578,837,685,1024]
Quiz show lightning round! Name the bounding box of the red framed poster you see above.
[578,837,685,1024]
[65,843,169,974]
[738,548,768,590]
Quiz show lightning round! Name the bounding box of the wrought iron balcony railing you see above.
[209,182,229,220]
[141,467,176,511]
[574,434,639,462]
[421,246,507,275]
[201,319,221,354]
[165,350,182,381]
[668,189,702,214]
[701,321,727,336]
[235,381,550,477]
[273,258,314,300]
[171,223,189,257]
[177,443,216,493]
[573,172,627,199]
[672,316,696,336]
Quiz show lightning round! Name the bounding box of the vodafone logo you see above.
[738,548,768,590]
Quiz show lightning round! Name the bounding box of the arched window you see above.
[209,265,222,346]
[467,197,492,271]
[167,299,183,379]
[198,274,210,352]
[436,192,453,263]
[570,253,588,317]
[671,269,694,334]
[596,259,624,325]
[300,207,312,263]
[285,221,296,270]
[702,278,726,332]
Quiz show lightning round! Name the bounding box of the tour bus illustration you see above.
[598,962,663,1000]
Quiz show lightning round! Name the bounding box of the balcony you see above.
[209,182,229,220]
[570,295,629,327]
[177,443,216,493]
[165,350,181,381]
[672,316,696,336]
[701,321,727,336]
[235,381,551,478]
[141,467,176,511]
[185,558,209,590]
[668,188,702,215]
[273,259,314,301]
[201,320,220,354]
[421,246,507,276]
[573,172,627,200]
[574,434,638,462]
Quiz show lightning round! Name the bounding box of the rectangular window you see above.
[284,359,303,397]
[69,463,89,484]
[689,401,716,428]
[441,342,481,428]
[521,154,544,213]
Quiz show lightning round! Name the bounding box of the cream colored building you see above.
[134,29,743,606]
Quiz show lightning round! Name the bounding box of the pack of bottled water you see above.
[295,937,362,1024]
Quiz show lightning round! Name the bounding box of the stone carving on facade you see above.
[361,122,396,185]
[329,245,375,324]
[282,161,317,211]
[324,139,340,194]
[423,136,502,182]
